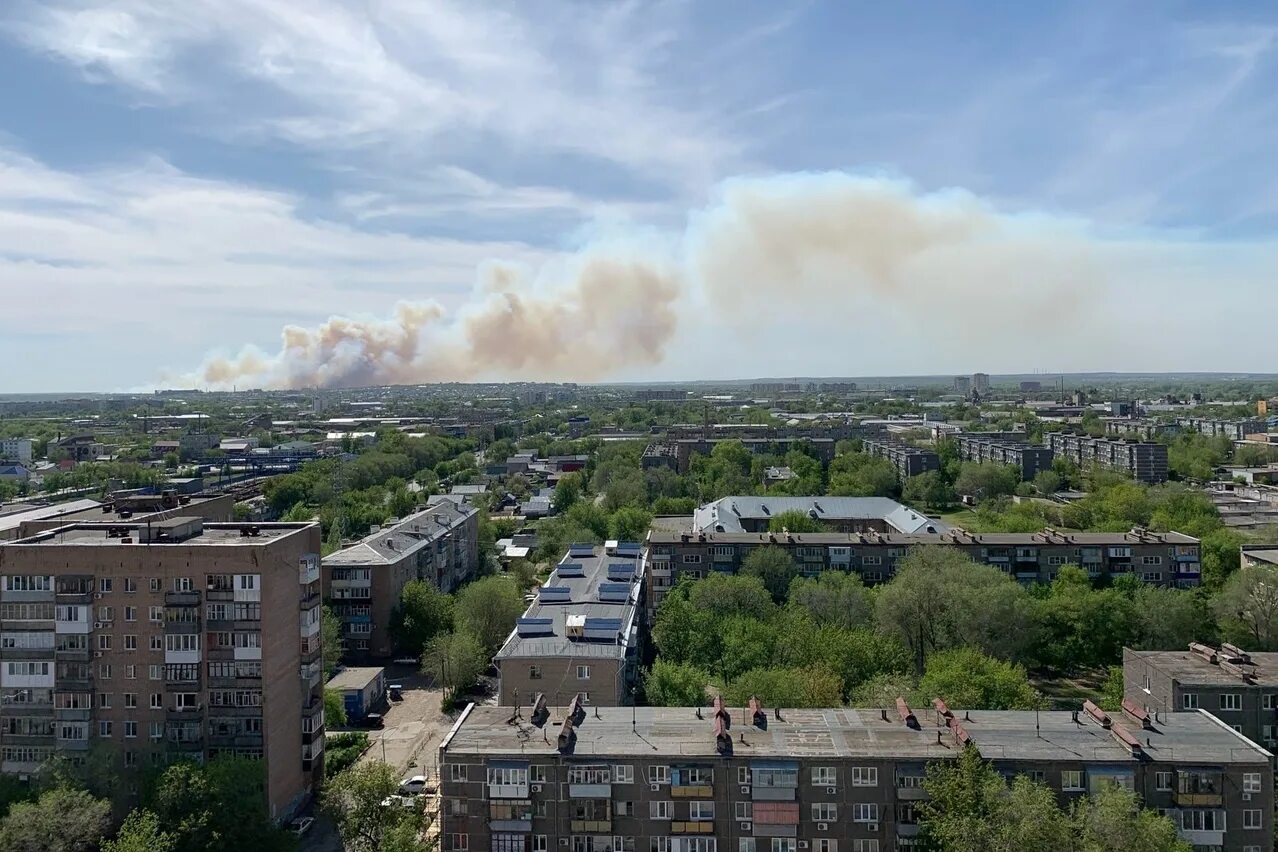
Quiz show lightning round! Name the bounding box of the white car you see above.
[393,657,419,666]
[381,795,418,810]
[399,775,429,795]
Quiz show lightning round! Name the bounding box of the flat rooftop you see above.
[1128,648,1278,687]
[649,529,1199,546]
[494,546,642,663]
[327,666,385,692]
[323,502,476,567]
[8,520,316,546]
[0,499,101,536]
[442,705,1269,765]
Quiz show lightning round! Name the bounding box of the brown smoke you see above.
[188,172,1104,389]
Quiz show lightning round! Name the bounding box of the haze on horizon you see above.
[1,2,1277,392]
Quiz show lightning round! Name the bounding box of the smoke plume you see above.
[187,172,1106,389]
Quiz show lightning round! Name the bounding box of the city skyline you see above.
[2,2,1278,391]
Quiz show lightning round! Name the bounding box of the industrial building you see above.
[494,543,644,707]
[439,699,1273,852]
[322,501,478,660]
[0,519,325,820]
[1046,433,1169,483]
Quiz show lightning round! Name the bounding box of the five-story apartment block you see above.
[1047,433,1169,483]
[0,518,323,820]
[859,439,940,480]
[955,434,1055,481]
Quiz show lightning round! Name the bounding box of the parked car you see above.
[389,684,403,701]
[399,775,429,796]
[393,657,419,666]
[289,817,314,837]
[362,713,384,729]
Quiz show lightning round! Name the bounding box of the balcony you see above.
[671,785,713,798]
[1172,791,1222,807]
[299,559,320,586]
[568,783,612,798]
[165,591,201,607]
[671,822,714,834]
[52,707,88,721]
[569,821,611,833]
[55,737,90,752]
[896,786,927,801]
[896,824,921,838]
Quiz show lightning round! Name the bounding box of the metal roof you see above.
[693,496,949,535]
[323,502,476,567]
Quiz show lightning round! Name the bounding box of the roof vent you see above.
[896,697,919,730]
[1083,699,1111,729]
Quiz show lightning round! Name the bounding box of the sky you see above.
[1,1,1277,391]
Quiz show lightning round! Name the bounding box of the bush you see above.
[325,732,371,777]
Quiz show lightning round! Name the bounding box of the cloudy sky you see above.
[2,1,1277,391]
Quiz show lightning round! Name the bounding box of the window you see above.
[149,579,161,593]
[815,841,836,852]
[149,606,163,623]
[567,765,610,785]
[1047,555,1067,565]
[651,801,672,820]
[769,841,795,852]
[1265,694,1278,711]
[1142,556,1162,565]
[735,802,753,821]
[651,839,669,852]
[738,841,755,852]
[812,767,837,785]
[576,665,591,679]
[533,838,547,852]
[97,635,111,651]
[98,721,112,737]
[3,576,51,592]
[124,635,137,651]
[682,555,702,564]
[124,693,137,708]
[150,636,162,651]
[164,635,200,653]
[1155,771,1172,791]
[649,765,670,784]
[851,803,878,823]
[123,578,136,593]
[99,693,112,709]
[1244,772,1263,793]
[151,693,162,710]
[148,665,161,681]
[812,803,837,822]
[1244,809,1263,830]
[529,665,541,680]
[448,835,468,852]
[530,765,547,783]
[737,766,751,785]
[615,802,634,817]
[850,766,877,786]
[124,721,137,738]
[1061,771,1084,791]
[98,578,112,594]
[1179,809,1225,832]
[690,801,714,821]
[173,578,193,593]
[850,843,878,852]
[613,765,634,784]
[1220,693,1242,711]
[149,722,163,740]
[1181,693,1199,710]
[123,606,136,622]
[449,764,467,783]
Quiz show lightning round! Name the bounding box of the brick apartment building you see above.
[1046,433,1169,483]
[439,700,1273,852]
[1124,644,1278,752]
[0,519,324,820]
[644,528,1200,618]
[860,439,940,479]
[322,500,478,660]
[955,434,1055,481]
[495,543,644,707]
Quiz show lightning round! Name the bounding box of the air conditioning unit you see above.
[93,622,103,629]
[826,786,837,795]
[798,843,809,850]
[94,651,102,658]
[94,593,103,600]
[559,840,570,847]
[1244,792,1253,801]
[868,823,878,833]
[650,783,661,792]
[818,823,828,831]
[741,785,750,794]
[531,784,542,793]
[741,823,751,832]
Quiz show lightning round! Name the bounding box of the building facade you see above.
[1046,433,1169,483]
[495,543,644,707]
[1178,418,1269,441]
[0,519,324,820]
[860,439,940,480]
[955,435,1055,481]
[644,528,1200,618]
[691,497,945,536]
[439,702,1274,852]
[0,440,32,466]
[322,501,479,660]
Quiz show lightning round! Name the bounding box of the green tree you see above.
[1031,469,1062,495]
[103,810,177,852]
[643,660,709,706]
[143,757,292,852]
[1213,563,1278,649]
[767,509,823,534]
[740,546,800,603]
[722,665,844,707]
[1131,586,1215,650]
[1031,567,1139,672]
[902,470,957,509]
[1071,784,1191,851]
[608,506,653,541]
[325,687,349,728]
[0,787,111,852]
[954,462,1019,501]
[552,473,582,513]
[422,631,488,698]
[390,580,454,656]
[321,605,344,678]
[454,576,524,653]
[786,572,872,630]
[324,761,429,852]
[828,457,899,497]
[918,647,1039,710]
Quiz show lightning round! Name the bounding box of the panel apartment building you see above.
[439,700,1273,852]
[0,519,324,821]
[954,434,1055,481]
[323,500,478,660]
[859,439,940,479]
[692,497,946,536]
[644,528,1200,617]
[494,543,644,707]
[1047,433,1169,483]
[1178,418,1269,441]
[1124,644,1278,751]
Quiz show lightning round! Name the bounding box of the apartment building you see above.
[439,700,1273,852]
[644,528,1200,617]
[13,491,235,540]
[1178,418,1269,441]
[322,501,478,660]
[860,439,940,480]
[495,543,644,707]
[0,519,324,820]
[0,440,32,466]
[1047,433,1169,483]
[954,434,1054,481]
[691,497,945,536]
[1124,644,1278,750]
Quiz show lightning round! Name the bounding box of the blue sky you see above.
[1,1,1277,390]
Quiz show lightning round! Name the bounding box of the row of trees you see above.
[646,545,1245,711]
